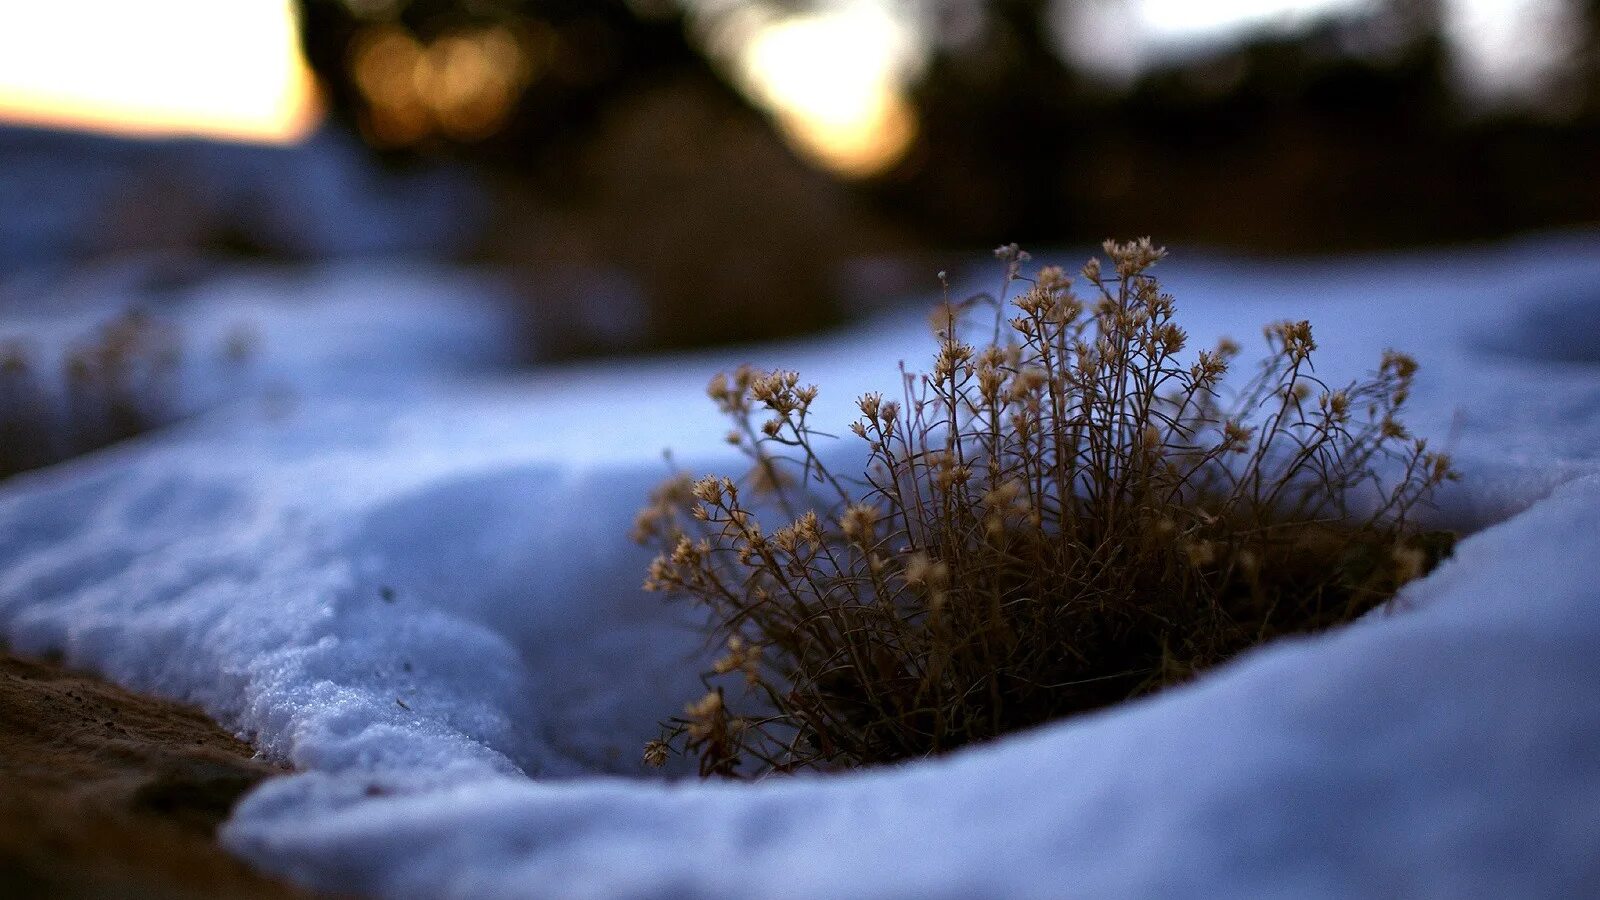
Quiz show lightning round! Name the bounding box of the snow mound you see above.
[4,238,1600,897]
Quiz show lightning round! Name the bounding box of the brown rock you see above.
[0,652,315,898]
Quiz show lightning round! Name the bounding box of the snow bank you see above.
[3,237,1600,897]
[0,125,484,270]
[0,258,521,418]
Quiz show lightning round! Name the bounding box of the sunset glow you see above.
[0,0,319,144]
[737,8,920,179]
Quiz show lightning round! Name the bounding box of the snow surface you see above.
[4,237,1600,897]
[0,125,484,270]
[0,258,521,418]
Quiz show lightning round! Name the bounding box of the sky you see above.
[1072,0,1577,95]
[0,0,318,143]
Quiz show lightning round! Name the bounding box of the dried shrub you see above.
[0,310,184,480]
[636,239,1457,777]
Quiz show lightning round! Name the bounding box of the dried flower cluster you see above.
[636,239,1457,777]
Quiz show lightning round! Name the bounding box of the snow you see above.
[0,258,522,420]
[4,235,1600,896]
[0,124,485,270]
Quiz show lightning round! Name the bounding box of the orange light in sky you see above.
[0,0,319,144]
[737,8,921,179]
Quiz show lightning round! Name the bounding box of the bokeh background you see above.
[0,0,1595,472]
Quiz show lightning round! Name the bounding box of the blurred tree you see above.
[297,0,704,172]
[870,0,1600,252]
[298,0,1600,287]
[1575,0,1600,118]
[294,0,909,352]
[880,0,1085,243]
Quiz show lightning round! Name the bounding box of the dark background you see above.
[289,0,1600,344]
[6,0,1600,351]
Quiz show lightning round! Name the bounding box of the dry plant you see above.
[0,310,185,479]
[636,239,1457,777]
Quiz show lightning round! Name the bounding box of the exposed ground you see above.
[0,652,310,899]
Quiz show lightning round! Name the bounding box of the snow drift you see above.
[3,237,1600,897]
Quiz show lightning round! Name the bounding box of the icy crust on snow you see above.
[3,238,1600,896]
